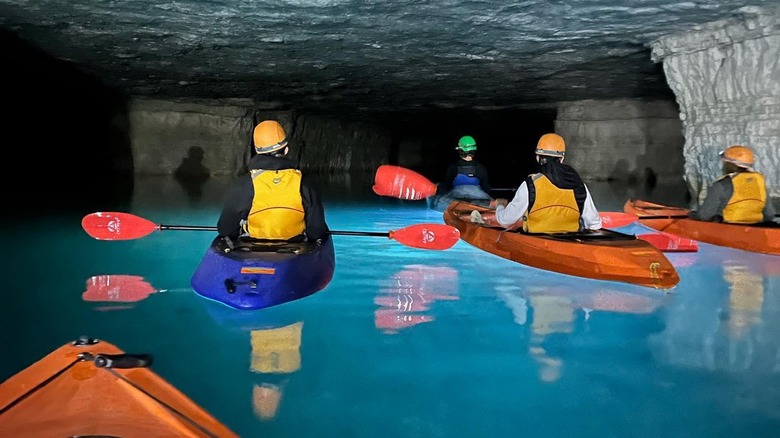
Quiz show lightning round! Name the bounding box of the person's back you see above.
[691,144,775,224]
[494,133,602,233]
[217,120,329,243]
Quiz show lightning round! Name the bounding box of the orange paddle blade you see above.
[82,212,159,240]
[389,224,461,250]
[373,165,437,200]
[599,212,639,228]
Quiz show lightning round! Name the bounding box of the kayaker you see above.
[217,120,329,245]
[436,135,493,200]
[689,144,776,223]
[493,133,602,233]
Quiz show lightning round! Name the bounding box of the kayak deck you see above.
[0,337,238,438]
[444,201,679,289]
[191,235,336,310]
[624,199,780,256]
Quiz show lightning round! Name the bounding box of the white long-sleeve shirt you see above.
[495,181,602,230]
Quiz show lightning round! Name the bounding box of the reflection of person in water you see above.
[174,146,211,201]
[250,322,303,421]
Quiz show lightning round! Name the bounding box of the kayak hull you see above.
[444,201,679,289]
[624,199,780,256]
[191,235,336,310]
[428,185,492,212]
[0,338,238,438]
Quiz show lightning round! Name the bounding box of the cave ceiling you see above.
[1,1,776,116]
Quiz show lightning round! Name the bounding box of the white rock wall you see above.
[556,99,685,184]
[651,6,780,204]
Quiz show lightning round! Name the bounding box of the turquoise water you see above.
[1,176,779,437]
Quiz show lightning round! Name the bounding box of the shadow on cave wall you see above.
[2,29,134,221]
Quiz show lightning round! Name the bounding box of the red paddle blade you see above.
[638,232,698,253]
[82,212,159,240]
[389,224,461,250]
[82,275,158,303]
[372,165,437,200]
[600,212,639,228]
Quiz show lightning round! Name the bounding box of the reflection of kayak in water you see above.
[428,185,492,212]
[0,337,238,437]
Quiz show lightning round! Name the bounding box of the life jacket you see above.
[243,168,306,240]
[721,171,766,224]
[524,173,583,233]
[452,163,480,187]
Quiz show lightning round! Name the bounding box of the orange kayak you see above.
[624,199,780,256]
[444,201,679,289]
[0,337,238,438]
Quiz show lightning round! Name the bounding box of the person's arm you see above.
[495,182,529,227]
[217,177,252,239]
[476,162,492,193]
[763,196,777,222]
[439,164,457,192]
[692,179,731,221]
[300,176,329,241]
[580,185,602,230]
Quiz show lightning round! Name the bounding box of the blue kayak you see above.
[191,235,336,310]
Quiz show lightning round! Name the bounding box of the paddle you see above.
[599,212,698,252]
[83,274,185,303]
[81,212,461,250]
[372,164,437,200]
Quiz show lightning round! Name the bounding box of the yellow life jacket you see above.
[722,171,766,224]
[524,174,581,233]
[244,169,306,240]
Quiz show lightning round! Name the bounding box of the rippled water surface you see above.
[1,175,778,437]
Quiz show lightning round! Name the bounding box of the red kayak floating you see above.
[373,165,436,200]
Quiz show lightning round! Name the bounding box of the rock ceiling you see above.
[2,1,777,115]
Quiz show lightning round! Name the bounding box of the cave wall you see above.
[556,99,685,185]
[651,8,780,204]
[128,99,390,177]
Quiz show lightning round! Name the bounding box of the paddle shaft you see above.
[157,224,391,237]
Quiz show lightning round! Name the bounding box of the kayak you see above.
[0,337,238,438]
[624,199,780,256]
[191,234,336,310]
[443,201,680,289]
[428,184,492,212]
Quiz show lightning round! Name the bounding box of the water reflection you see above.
[82,274,180,310]
[498,284,664,383]
[250,322,304,421]
[650,250,780,374]
[374,265,459,334]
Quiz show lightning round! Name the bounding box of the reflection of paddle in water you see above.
[82,275,191,310]
[250,322,303,421]
[374,265,460,334]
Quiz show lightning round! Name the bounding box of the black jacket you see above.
[438,158,492,194]
[217,154,329,240]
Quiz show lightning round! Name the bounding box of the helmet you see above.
[457,136,477,153]
[253,120,288,154]
[719,145,754,168]
[535,133,565,158]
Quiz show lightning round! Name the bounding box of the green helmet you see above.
[457,135,477,152]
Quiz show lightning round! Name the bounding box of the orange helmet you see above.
[719,145,754,168]
[253,120,288,154]
[535,133,565,158]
